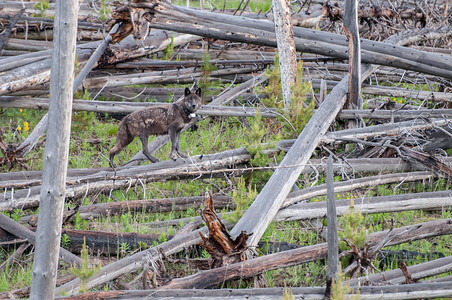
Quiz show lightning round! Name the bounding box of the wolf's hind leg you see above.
[139,134,159,163]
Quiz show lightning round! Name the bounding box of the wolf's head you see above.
[183,87,202,114]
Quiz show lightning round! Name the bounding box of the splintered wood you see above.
[199,191,251,268]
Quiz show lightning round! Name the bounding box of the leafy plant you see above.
[61,234,70,248]
[338,199,371,251]
[225,177,257,223]
[69,238,101,293]
[11,209,24,222]
[162,35,175,60]
[33,0,49,18]
[96,0,111,22]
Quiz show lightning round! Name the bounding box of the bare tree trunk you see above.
[325,156,338,298]
[343,0,362,129]
[272,0,297,109]
[29,1,78,299]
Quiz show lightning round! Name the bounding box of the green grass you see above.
[0,70,451,293]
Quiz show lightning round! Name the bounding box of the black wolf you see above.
[109,87,202,167]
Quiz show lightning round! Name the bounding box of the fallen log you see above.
[0,8,25,53]
[20,194,233,225]
[2,95,451,120]
[52,283,452,300]
[55,226,208,295]
[275,190,452,221]
[161,218,452,289]
[349,255,452,286]
[0,213,81,267]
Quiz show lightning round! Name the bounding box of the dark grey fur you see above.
[109,87,202,167]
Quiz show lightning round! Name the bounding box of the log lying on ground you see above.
[55,214,452,295]
[0,214,81,267]
[1,154,451,212]
[0,30,198,96]
[82,65,264,89]
[113,1,452,79]
[53,282,452,300]
[20,194,233,225]
[161,218,452,289]
[275,190,452,222]
[2,95,452,120]
[55,225,208,295]
[349,255,452,286]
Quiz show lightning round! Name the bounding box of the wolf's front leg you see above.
[169,128,187,160]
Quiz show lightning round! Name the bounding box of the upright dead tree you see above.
[343,0,361,128]
[30,1,78,299]
[272,0,297,109]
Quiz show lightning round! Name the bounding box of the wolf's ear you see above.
[184,87,191,97]
[195,88,202,96]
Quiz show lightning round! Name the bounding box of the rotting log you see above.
[0,8,25,53]
[199,191,251,268]
[0,214,80,267]
[1,155,451,212]
[161,218,452,289]
[55,226,208,295]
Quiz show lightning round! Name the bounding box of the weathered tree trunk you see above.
[30,1,79,298]
[272,0,297,109]
[325,156,338,298]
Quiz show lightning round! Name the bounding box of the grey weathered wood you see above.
[19,25,118,157]
[53,283,452,299]
[272,0,297,108]
[29,1,79,298]
[0,8,25,53]
[325,156,338,298]
[348,255,452,286]
[2,94,452,120]
[282,171,434,208]
[343,0,362,129]
[276,190,452,221]
[229,63,375,245]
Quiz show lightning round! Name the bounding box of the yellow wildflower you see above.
[19,109,23,112]
[24,122,29,131]
[17,126,22,132]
